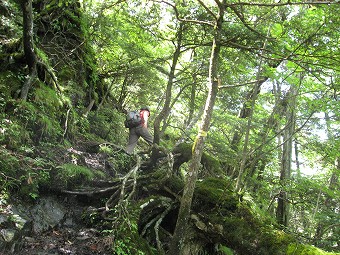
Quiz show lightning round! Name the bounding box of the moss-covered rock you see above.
[194,177,237,211]
[172,143,224,177]
[287,244,340,255]
[188,177,340,255]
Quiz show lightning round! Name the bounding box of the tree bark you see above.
[153,23,183,145]
[20,0,38,101]
[168,2,225,254]
[276,84,297,227]
[248,88,290,188]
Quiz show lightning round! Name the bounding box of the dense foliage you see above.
[0,0,339,254]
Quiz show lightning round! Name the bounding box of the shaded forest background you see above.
[0,0,339,254]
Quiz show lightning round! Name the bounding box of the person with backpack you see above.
[125,107,153,154]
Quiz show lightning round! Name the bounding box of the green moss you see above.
[173,143,223,176]
[110,220,157,255]
[217,214,291,255]
[218,245,234,255]
[194,177,237,210]
[11,97,63,143]
[35,47,50,65]
[168,174,185,191]
[201,152,223,174]
[193,179,295,255]
[55,163,103,188]
[0,117,32,149]
[173,142,192,159]
[287,244,340,255]
[0,71,22,97]
[0,149,21,188]
[35,84,64,110]
[256,228,293,255]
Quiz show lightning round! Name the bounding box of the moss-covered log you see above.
[173,142,224,177]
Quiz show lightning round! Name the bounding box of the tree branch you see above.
[219,78,267,89]
[197,0,217,21]
[157,0,214,27]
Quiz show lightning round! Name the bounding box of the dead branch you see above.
[157,0,214,27]
[62,182,125,196]
[38,60,62,93]
[155,202,174,254]
[83,99,95,117]
[99,142,126,152]
[101,156,142,225]
[62,108,71,139]
[104,189,122,211]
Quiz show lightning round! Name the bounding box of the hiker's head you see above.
[140,106,150,116]
[140,107,150,112]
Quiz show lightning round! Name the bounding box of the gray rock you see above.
[0,196,69,254]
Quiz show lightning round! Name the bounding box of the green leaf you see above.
[271,23,283,38]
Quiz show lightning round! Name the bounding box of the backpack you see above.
[124,110,142,128]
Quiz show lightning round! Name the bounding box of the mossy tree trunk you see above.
[168,2,225,254]
[20,0,37,101]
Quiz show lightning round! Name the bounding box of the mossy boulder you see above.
[188,177,339,255]
[172,143,223,177]
[287,244,340,255]
[194,177,237,211]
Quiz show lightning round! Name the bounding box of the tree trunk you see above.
[153,23,183,145]
[227,60,282,176]
[276,84,297,227]
[20,0,37,101]
[235,26,271,192]
[168,2,225,254]
[294,139,301,177]
[313,112,339,244]
[249,89,290,190]
[83,99,95,117]
[185,54,199,127]
[118,70,130,109]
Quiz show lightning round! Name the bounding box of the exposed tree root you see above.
[106,156,141,212]
[62,149,178,254]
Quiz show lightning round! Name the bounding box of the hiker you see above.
[125,107,153,154]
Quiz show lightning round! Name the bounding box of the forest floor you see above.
[16,200,113,255]
[17,225,112,255]
[12,145,119,255]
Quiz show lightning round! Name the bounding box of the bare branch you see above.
[62,184,122,196]
[62,108,71,139]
